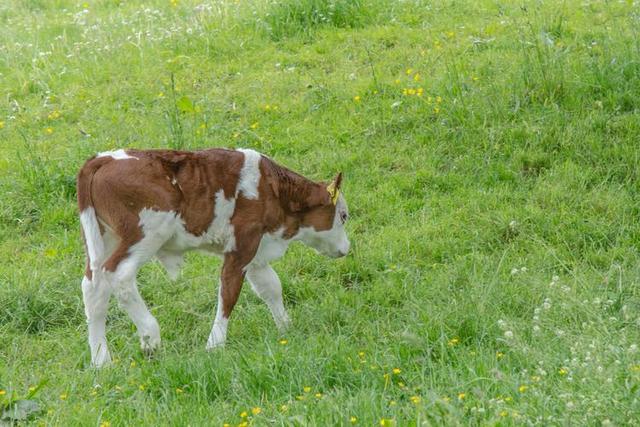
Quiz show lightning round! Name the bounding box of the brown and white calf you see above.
[77,148,349,367]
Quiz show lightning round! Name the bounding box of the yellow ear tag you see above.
[326,182,340,205]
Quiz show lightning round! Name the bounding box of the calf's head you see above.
[296,173,350,258]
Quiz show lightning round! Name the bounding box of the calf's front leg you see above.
[206,255,247,349]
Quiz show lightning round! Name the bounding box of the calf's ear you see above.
[326,172,343,205]
[333,172,343,190]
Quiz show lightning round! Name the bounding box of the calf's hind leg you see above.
[82,271,113,368]
[246,264,290,332]
[101,211,176,358]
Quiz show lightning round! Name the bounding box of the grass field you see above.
[1,0,640,425]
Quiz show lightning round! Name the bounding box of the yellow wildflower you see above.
[99,422,110,427]
[499,411,508,417]
[397,382,405,388]
[350,416,357,423]
[138,384,145,391]
[59,393,68,400]
[45,127,53,134]
[448,337,459,346]
[413,73,421,82]
[250,122,258,129]
[436,96,442,103]
[158,92,164,98]
[358,351,365,358]
[280,404,288,412]
[559,368,568,376]
[406,68,413,75]
[130,361,137,368]
[394,79,400,85]
[518,385,528,393]
[433,106,440,114]
[251,407,261,415]
[410,396,421,404]
[296,395,305,401]
[458,392,466,400]
[380,419,393,426]
[315,393,322,398]
[504,397,513,402]
[531,375,541,382]
[239,411,248,418]
[176,388,183,394]
[238,422,248,427]
[472,76,479,81]
[496,352,504,359]
[0,390,6,396]
[264,104,271,111]
[392,368,401,374]
[353,95,361,102]
[279,339,288,345]
[417,88,423,96]
[303,386,311,393]
[0,121,4,129]
[407,88,416,96]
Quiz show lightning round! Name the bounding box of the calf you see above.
[77,148,350,367]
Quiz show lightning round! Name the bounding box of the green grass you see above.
[1,0,640,425]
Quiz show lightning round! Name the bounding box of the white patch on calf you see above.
[206,285,228,350]
[97,149,138,160]
[237,148,261,200]
[210,190,237,252]
[146,190,237,260]
[250,228,290,267]
[294,195,350,258]
[80,207,104,271]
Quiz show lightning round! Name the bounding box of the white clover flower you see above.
[504,330,514,339]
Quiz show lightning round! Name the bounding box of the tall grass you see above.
[1,0,640,425]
